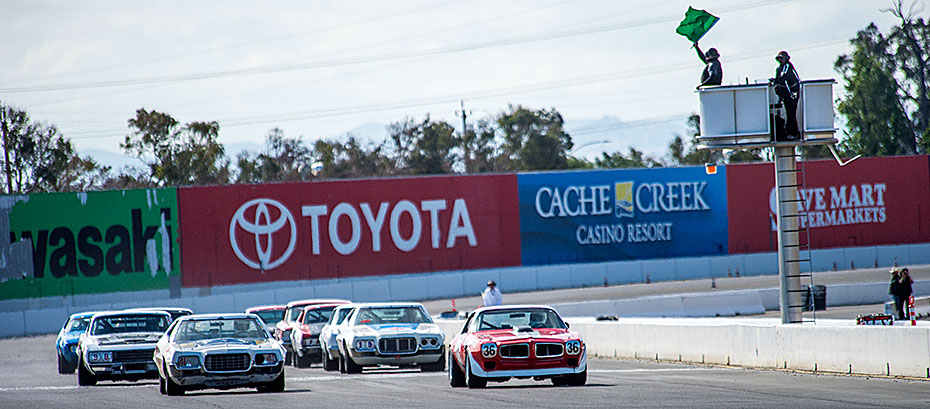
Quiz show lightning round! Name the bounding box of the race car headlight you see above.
[88,351,113,363]
[175,355,201,369]
[481,343,497,358]
[255,353,278,365]
[354,338,376,352]
[420,337,441,349]
[565,340,582,355]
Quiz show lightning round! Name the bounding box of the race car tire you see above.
[465,357,486,389]
[284,348,294,366]
[448,353,466,387]
[294,353,312,369]
[566,369,587,386]
[421,353,446,372]
[58,353,76,374]
[163,363,185,396]
[338,354,347,373]
[321,350,338,372]
[344,353,363,374]
[77,357,97,386]
[158,373,167,395]
[257,371,285,393]
[550,376,568,386]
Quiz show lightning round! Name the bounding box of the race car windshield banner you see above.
[517,166,728,265]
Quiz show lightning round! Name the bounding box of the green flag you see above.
[676,7,719,42]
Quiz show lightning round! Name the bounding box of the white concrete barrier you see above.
[435,317,930,377]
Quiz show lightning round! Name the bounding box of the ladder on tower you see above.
[774,146,817,323]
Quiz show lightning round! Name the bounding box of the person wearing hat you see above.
[896,268,914,320]
[771,50,801,140]
[889,267,903,320]
[694,42,722,88]
[481,280,502,307]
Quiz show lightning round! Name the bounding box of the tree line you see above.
[1,3,927,194]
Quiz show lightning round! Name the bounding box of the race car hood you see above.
[95,333,163,345]
[177,338,275,352]
[473,328,574,343]
[352,323,440,335]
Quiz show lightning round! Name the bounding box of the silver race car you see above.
[153,313,285,395]
[336,303,445,373]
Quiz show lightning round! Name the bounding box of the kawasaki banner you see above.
[0,188,180,300]
[518,166,728,265]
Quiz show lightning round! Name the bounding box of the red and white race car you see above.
[448,305,586,388]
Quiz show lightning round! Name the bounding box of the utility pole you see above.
[1,112,11,194]
[456,100,471,173]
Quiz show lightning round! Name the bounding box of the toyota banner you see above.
[177,174,521,287]
[517,166,729,265]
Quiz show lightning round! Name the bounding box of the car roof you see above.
[299,303,343,311]
[91,310,172,319]
[245,305,286,312]
[285,299,351,308]
[129,307,193,313]
[176,313,259,322]
[69,311,97,319]
[351,302,427,309]
[471,305,557,314]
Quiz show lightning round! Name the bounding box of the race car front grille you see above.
[499,343,529,358]
[204,353,250,372]
[535,343,564,358]
[379,337,417,354]
[113,349,155,362]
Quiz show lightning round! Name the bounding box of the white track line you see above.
[2,368,717,391]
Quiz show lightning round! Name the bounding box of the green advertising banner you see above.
[0,188,180,300]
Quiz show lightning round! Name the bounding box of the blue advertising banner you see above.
[518,166,728,265]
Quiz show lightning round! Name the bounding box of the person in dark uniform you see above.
[694,42,722,88]
[772,50,801,140]
[897,268,914,320]
[890,268,903,320]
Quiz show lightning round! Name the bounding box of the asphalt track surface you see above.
[3,334,929,409]
[4,265,929,408]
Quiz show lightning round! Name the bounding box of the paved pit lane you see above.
[2,335,930,408]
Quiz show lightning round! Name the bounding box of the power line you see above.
[62,37,846,140]
[1,0,792,94]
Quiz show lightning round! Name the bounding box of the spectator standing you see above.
[897,268,914,320]
[481,280,502,307]
[890,268,903,319]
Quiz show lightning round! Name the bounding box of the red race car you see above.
[448,305,586,388]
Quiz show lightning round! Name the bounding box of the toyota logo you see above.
[229,198,296,270]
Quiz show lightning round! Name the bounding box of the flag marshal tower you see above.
[695,79,839,324]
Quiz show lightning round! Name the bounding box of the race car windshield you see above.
[254,310,285,325]
[92,315,170,335]
[475,309,566,331]
[354,307,431,325]
[333,308,353,325]
[67,317,91,332]
[302,307,336,325]
[174,318,268,342]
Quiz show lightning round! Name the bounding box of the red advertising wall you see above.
[178,174,521,287]
[727,155,930,254]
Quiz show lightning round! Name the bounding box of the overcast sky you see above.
[0,0,919,166]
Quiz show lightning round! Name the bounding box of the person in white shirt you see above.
[481,280,502,307]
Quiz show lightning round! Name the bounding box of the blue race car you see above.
[56,312,95,374]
